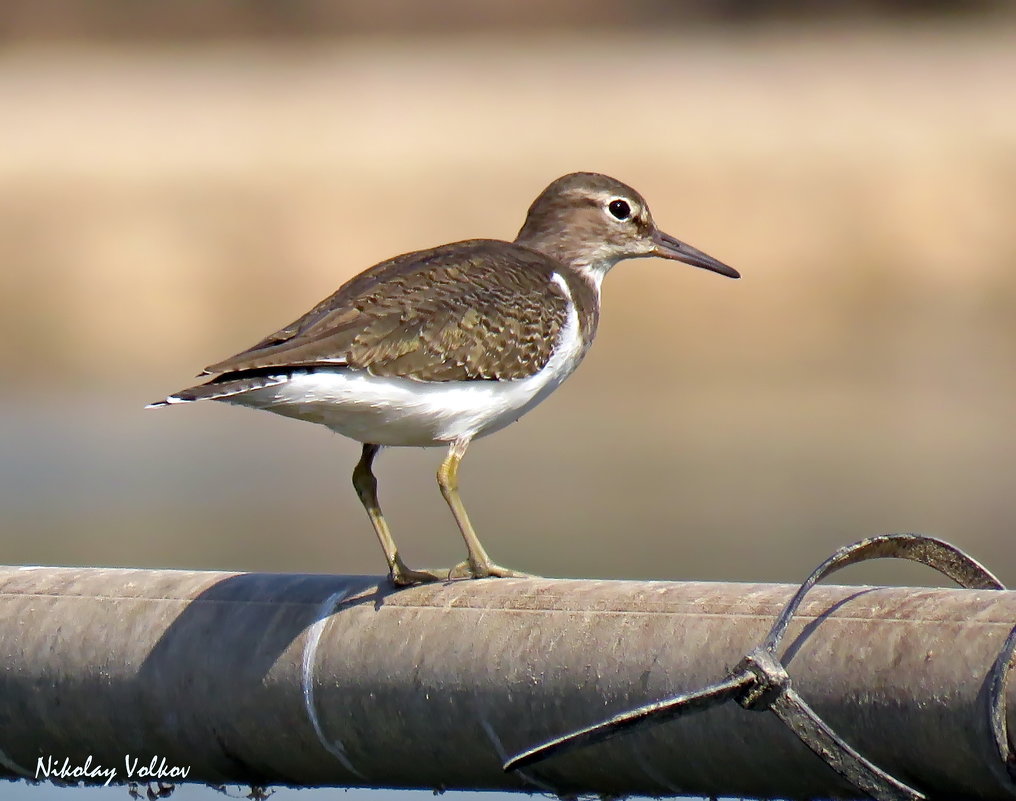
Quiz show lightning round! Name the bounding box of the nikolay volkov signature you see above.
[36,754,190,786]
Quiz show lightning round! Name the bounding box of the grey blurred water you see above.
[4,785,515,801]
[3,379,1014,589]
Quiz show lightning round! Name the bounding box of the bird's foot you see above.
[448,560,533,580]
[389,556,450,587]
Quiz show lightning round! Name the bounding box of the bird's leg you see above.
[352,443,446,586]
[438,438,529,579]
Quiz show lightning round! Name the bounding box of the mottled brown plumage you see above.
[201,241,579,383]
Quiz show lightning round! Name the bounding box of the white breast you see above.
[226,273,590,447]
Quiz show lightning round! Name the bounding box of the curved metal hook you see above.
[989,623,1016,784]
[763,534,1003,655]
[505,533,1008,801]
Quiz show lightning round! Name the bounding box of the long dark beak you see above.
[651,230,739,279]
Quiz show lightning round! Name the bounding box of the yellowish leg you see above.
[352,444,446,586]
[437,438,529,579]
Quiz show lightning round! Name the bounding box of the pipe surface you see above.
[0,566,1014,799]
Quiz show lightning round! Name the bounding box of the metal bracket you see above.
[504,534,1012,801]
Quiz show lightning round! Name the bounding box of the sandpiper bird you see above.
[149,173,738,585]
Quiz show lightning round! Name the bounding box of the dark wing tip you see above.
[145,394,192,409]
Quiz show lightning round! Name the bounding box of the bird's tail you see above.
[145,371,292,409]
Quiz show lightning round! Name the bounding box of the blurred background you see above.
[2,1,1015,590]
[2,3,1016,794]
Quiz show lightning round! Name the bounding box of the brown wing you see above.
[202,240,569,382]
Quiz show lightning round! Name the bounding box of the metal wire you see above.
[505,533,1015,801]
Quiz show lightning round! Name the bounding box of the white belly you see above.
[224,276,588,447]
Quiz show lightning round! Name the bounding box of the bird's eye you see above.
[608,199,631,220]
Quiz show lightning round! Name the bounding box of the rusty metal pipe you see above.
[0,566,1014,799]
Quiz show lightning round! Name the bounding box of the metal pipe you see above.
[0,566,1014,798]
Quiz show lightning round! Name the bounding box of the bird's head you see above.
[514,172,739,283]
